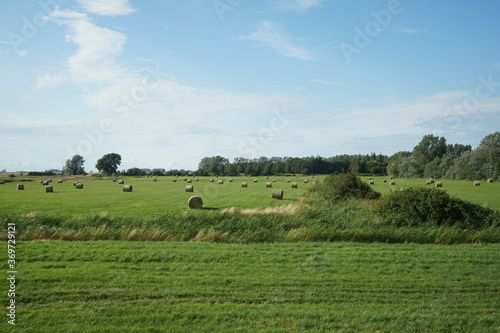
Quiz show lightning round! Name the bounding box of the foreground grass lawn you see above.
[2,242,498,332]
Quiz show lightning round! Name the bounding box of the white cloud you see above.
[239,21,315,61]
[393,26,427,34]
[48,9,127,83]
[313,79,347,86]
[36,73,68,89]
[76,0,136,16]
[273,0,324,13]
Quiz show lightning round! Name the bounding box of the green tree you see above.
[95,153,122,175]
[62,154,86,175]
[412,134,447,176]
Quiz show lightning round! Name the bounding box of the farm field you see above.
[366,177,500,211]
[0,176,315,217]
[1,241,498,332]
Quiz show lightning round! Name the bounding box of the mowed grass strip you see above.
[0,176,313,217]
[2,241,499,332]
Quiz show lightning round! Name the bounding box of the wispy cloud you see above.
[392,26,427,34]
[76,0,136,16]
[48,9,127,83]
[273,0,325,13]
[239,21,315,61]
[36,73,68,89]
[313,79,347,86]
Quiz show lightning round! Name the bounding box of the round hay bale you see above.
[153,177,157,182]
[75,183,84,189]
[218,180,224,184]
[426,178,434,185]
[435,182,442,188]
[194,178,198,182]
[291,182,298,188]
[241,182,248,188]
[487,179,493,183]
[390,181,396,185]
[209,179,214,182]
[123,185,133,192]
[304,179,308,183]
[183,178,188,182]
[118,180,124,184]
[45,185,53,193]
[42,180,49,186]
[272,189,284,200]
[474,181,480,186]
[172,179,177,182]
[253,179,258,183]
[16,184,24,190]
[272,179,276,182]
[228,179,233,182]
[112,179,117,182]
[383,179,387,183]
[266,176,269,179]
[73,182,77,186]
[369,180,374,185]
[58,180,63,183]
[185,185,194,192]
[188,196,203,209]
[286,179,291,183]
[266,182,272,188]
[186,179,192,183]
[0,181,4,185]
[48,179,53,182]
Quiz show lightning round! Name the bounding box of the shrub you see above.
[311,173,381,203]
[379,187,500,229]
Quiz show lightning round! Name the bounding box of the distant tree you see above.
[63,154,86,175]
[412,134,447,176]
[125,168,146,176]
[95,153,121,175]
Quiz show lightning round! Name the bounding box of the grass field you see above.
[1,241,498,332]
[0,176,314,217]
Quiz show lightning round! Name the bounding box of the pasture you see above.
[1,241,498,332]
[0,175,314,217]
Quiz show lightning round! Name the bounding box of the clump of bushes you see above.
[311,173,381,203]
[379,187,500,229]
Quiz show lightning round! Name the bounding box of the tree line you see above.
[59,131,499,181]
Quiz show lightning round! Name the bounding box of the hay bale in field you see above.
[112,179,117,182]
[272,189,284,200]
[172,179,177,182]
[487,179,493,183]
[253,179,258,183]
[58,180,63,183]
[228,179,233,182]
[291,182,298,188]
[187,179,192,183]
[194,179,198,182]
[48,179,53,183]
[304,179,308,183]
[266,182,272,188]
[16,184,24,190]
[474,181,480,186]
[73,182,78,186]
[0,181,4,185]
[218,180,224,185]
[209,179,214,182]
[45,185,53,193]
[42,180,49,186]
[383,179,387,183]
[426,178,434,185]
[123,185,133,192]
[118,180,124,184]
[188,196,203,209]
[241,182,248,188]
[183,178,188,182]
[369,180,374,185]
[390,181,396,185]
[185,185,194,192]
[272,179,276,182]
[153,177,157,182]
[75,183,84,189]
[435,182,442,188]
[286,179,290,183]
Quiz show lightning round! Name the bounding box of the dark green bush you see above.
[311,173,381,203]
[379,187,500,228]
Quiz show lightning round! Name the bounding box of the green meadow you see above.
[1,241,499,332]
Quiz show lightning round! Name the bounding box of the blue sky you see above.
[1,0,499,172]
